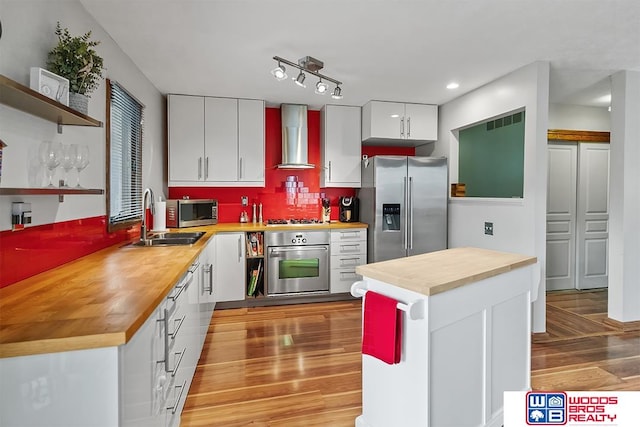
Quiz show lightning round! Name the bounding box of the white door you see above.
[237,99,265,185]
[214,233,246,302]
[321,105,362,187]
[546,143,578,291]
[576,143,610,289]
[168,95,204,183]
[204,97,238,182]
[405,103,438,141]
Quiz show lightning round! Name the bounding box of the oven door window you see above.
[278,258,320,279]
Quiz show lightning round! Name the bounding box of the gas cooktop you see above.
[266,218,324,226]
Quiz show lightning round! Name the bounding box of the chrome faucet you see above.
[141,188,155,244]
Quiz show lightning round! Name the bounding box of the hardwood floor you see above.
[531,289,640,391]
[181,290,639,426]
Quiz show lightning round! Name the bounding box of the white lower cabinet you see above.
[215,232,246,302]
[330,228,367,293]
[0,252,212,427]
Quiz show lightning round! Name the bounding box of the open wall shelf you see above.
[0,187,104,202]
[0,74,103,129]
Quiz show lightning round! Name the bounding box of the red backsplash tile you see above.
[0,216,136,288]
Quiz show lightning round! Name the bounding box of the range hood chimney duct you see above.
[278,104,314,169]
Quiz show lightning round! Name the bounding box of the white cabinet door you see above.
[362,101,438,144]
[405,103,438,141]
[214,233,246,302]
[168,95,204,182]
[362,101,404,140]
[238,99,265,185]
[321,105,362,188]
[205,97,238,183]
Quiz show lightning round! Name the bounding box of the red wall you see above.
[169,107,414,222]
[0,107,414,288]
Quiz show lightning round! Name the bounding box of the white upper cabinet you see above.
[205,97,238,183]
[320,105,362,188]
[169,95,265,187]
[168,95,205,182]
[361,100,438,145]
[237,99,265,185]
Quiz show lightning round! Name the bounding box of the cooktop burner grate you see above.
[266,218,323,225]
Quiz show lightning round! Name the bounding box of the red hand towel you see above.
[362,291,402,364]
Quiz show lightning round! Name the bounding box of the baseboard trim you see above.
[603,317,640,332]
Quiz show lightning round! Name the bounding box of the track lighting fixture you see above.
[294,71,306,87]
[271,62,287,81]
[315,80,328,94]
[331,86,343,100]
[272,55,343,98]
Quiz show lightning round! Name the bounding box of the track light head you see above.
[315,80,328,94]
[271,63,287,81]
[331,86,343,100]
[294,71,306,88]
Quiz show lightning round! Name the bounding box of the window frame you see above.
[106,79,145,233]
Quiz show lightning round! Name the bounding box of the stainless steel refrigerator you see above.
[358,156,448,263]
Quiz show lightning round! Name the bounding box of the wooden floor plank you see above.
[182,290,638,426]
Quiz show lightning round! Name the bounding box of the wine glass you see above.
[59,144,77,187]
[74,145,90,188]
[38,141,62,187]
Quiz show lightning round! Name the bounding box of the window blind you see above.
[109,81,143,226]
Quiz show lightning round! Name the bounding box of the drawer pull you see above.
[169,347,186,377]
[168,271,193,301]
[169,315,186,340]
[167,379,187,414]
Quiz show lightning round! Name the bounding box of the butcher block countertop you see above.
[0,222,367,359]
[355,247,537,297]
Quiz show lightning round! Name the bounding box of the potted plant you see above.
[46,22,104,114]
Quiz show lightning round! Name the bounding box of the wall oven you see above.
[265,230,330,295]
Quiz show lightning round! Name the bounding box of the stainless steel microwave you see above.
[166,199,218,228]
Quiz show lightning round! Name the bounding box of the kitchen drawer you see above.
[331,253,367,269]
[331,240,366,256]
[330,228,366,243]
[330,268,363,294]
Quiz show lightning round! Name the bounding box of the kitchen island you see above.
[353,247,538,427]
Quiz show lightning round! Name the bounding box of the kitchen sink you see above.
[131,231,205,247]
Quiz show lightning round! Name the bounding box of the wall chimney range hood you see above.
[278,104,314,169]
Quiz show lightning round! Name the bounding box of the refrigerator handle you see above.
[409,176,413,250]
[403,176,408,250]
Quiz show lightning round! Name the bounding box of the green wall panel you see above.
[458,112,525,198]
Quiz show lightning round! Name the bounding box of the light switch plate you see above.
[241,196,248,207]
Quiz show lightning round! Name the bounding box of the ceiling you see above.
[80,0,640,110]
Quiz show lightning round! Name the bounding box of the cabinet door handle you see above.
[328,161,332,181]
[157,309,170,371]
[167,379,187,414]
[238,237,242,261]
[407,117,411,138]
[400,117,405,137]
[204,264,214,295]
[239,157,243,180]
[198,157,202,179]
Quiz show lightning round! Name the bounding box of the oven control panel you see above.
[265,230,330,247]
